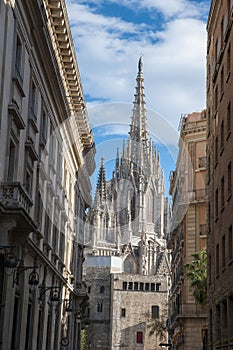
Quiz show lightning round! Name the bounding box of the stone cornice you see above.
[44,0,94,150]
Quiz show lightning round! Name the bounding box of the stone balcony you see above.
[0,182,32,213]
[170,303,207,326]
[0,182,37,237]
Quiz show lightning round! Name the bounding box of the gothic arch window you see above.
[123,254,137,273]
[147,189,154,223]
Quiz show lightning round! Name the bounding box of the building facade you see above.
[0,1,95,349]
[84,59,170,350]
[207,1,233,349]
[167,111,207,350]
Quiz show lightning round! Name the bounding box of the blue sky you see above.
[66,0,211,195]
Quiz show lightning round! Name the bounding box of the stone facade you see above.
[0,1,95,349]
[84,59,170,350]
[167,112,207,349]
[207,1,233,349]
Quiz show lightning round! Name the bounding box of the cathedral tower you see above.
[84,58,170,350]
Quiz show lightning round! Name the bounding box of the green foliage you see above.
[148,319,167,341]
[185,249,207,306]
[81,329,88,350]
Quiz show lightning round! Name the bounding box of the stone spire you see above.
[129,57,149,181]
[94,158,107,205]
[115,148,120,177]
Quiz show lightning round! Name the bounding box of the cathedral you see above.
[84,58,170,350]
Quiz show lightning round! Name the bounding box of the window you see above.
[215,188,219,218]
[25,302,32,350]
[228,162,232,196]
[30,80,37,117]
[229,226,232,261]
[222,299,228,339]
[216,304,221,341]
[123,282,127,290]
[216,243,220,275]
[147,189,154,222]
[128,282,133,290]
[152,305,160,319]
[52,224,58,253]
[100,286,105,294]
[221,177,225,208]
[220,66,224,95]
[11,295,19,349]
[145,283,149,291]
[227,44,231,75]
[37,309,42,350]
[215,85,218,111]
[36,192,43,227]
[97,302,103,313]
[121,308,126,317]
[199,157,207,168]
[134,282,138,290]
[151,283,155,292]
[220,121,224,150]
[40,104,47,145]
[208,254,212,285]
[46,311,52,350]
[88,286,91,294]
[15,35,23,80]
[156,283,161,292]
[136,331,143,344]
[227,101,231,133]
[8,140,17,181]
[215,136,218,164]
[222,235,226,268]
[140,283,144,291]
[25,163,33,196]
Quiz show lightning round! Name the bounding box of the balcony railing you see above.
[170,303,207,325]
[0,182,33,214]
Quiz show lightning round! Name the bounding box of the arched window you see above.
[100,286,105,294]
[147,189,154,223]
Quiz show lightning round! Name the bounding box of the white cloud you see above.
[66,0,208,138]
[74,0,209,19]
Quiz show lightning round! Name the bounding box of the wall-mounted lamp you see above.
[13,266,39,288]
[0,246,18,268]
[28,270,40,286]
[55,298,71,313]
[5,252,18,268]
[39,286,61,302]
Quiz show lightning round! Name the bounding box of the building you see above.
[0,1,95,349]
[84,58,170,350]
[167,111,207,350]
[207,1,233,349]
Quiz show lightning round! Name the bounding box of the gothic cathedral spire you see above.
[129,57,149,180]
[94,157,107,205]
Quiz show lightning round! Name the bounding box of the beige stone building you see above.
[0,1,95,349]
[84,59,170,350]
[167,111,207,350]
[207,1,233,349]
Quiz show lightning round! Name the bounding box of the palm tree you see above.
[185,249,207,306]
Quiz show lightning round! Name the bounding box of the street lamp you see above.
[39,286,61,302]
[13,266,40,287]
